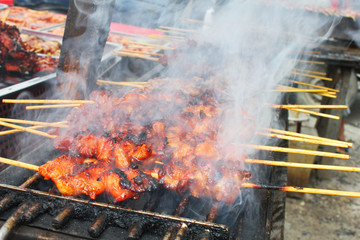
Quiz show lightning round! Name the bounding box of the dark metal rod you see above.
[0,183,229,239]
[0,202,31,240]
[88,212,108,238]
[173,223,188,240]
[200,202,220,240]
[127,191,162,239]
[0,173,41,213]
[162,195,191,240]
[52,205,75,229]
[22,202,44,223]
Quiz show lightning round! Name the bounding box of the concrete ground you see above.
[284,93,360,240]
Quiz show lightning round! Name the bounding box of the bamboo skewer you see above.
[0,118,67,128]
[114,51,160,61]
[257,132,350,148]
[292,59,326,65]
[245,159,360,172]
[2,157,360,198]
[0,157,39,172]
[291,71,333,81]
[273,86,328,93]
[156,29,187,36]
[243,144,350,159]
[159,26,198,33]
[288,80,339,92]
[127,41,175,50]
[26,104,81,110]
[242,182,360,198]
[0,121,66,136]
[272,104,347,109]
[1,8,10,22]
[0,121,57,139]
[287,108,340,120]
[119,49,164,57]
[293,68,327,76]
[3,99,94,104]
[97,80,146,88]
[267,128,353,147]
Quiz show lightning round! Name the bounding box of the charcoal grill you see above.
[0,0,288,239]
[0,139,287,240]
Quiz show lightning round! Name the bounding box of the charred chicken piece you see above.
[39,155,111,199]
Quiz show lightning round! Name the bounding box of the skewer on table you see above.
[287,108,340,120]
[0,121,56,139]
[156,29,187,36]
[119,49,164,57]
[244,144,350,159]
[257,132,350,148]
[127,41,175,50]
[3,99,94,104]
[158,26,198,33]
[1,8,10,22]
[97,80,146,88]
[113,51,160,61]
[245,159,360,172]
[26,104,81,110]
[266,128,353,148]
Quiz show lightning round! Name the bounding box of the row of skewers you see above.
[0,76,358,201]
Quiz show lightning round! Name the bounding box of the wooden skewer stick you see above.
[120,49,164,57]
[26,104,81,110]
[290,71,333,81]
[0,121,56,139]
[3,99,94,104]
[1,8,10,22]
[273,86,328,93]
[242,182,360,198]
[0,118,67,127]
[257,132,350,148]
[0,157,39,172]
[287,108,340,120]
[114,51,160,61]
[128,41,175,50]
[272,104,347,109]
[2,157,360,198]
[0,121,67,136]
[97,80,146,88]
[159,26,198,33]
[267,128,353,147]
[243,144,350,159]
[180,18,204,24]
[156,29,188,36]
[288,80,339,92]
[293,68,327,76]
[245,159,360,172]
[292,59,326,65]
